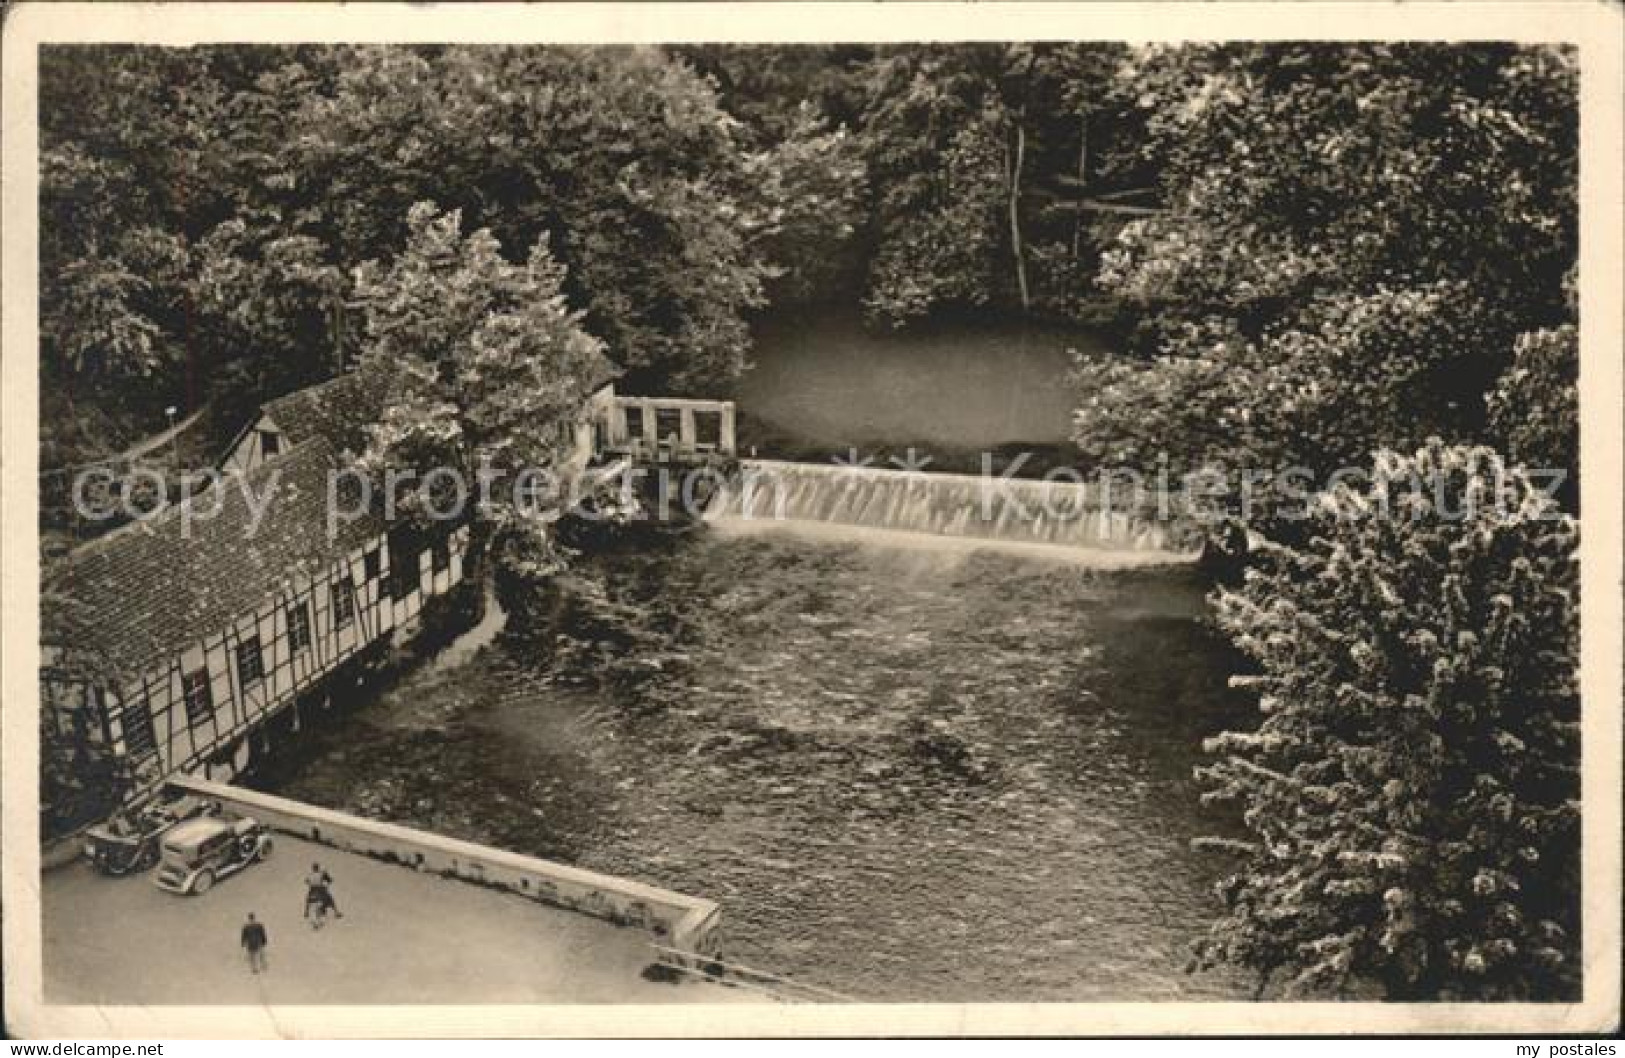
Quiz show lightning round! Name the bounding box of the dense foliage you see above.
[855,44,1134,327]
[1195,443,1580,999]
[39,43,801,470]
[686,43,1142,325]
[40,41,1158,468]
[1071,44,1578,501]
[1488,323,1579,492]
[44,42,1579,479]
[354,203,611,554]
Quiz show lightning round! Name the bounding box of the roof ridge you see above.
[262,368,373,413]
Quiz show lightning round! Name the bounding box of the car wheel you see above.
[191,869,215,895]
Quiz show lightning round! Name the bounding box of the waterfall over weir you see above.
[705,459,1199,557]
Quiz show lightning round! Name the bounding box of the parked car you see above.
[83,794,209,876]
[152,814,273,895]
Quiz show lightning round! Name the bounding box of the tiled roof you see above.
[45,438,385,678]
[260,370,384,457]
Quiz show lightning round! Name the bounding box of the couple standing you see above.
[304,861,344,928]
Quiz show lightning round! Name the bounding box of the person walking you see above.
[241,912,268,974]
[304,862,342,927]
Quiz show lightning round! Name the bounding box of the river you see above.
[254,315,1256,1001]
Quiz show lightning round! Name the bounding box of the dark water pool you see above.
[259,523,1255,1001]
[736,310,1110,460]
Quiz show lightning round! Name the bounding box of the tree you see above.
[414,45,773,393]
[1487,325,1578,512]
[354,203,612,567]
[1074,44,1578,493]
[738,104,869,307]
[191,212,348,421]
[1193,441,1580,1000]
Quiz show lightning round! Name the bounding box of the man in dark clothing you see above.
[241,912,268,973]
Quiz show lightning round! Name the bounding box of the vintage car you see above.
[83,794,209,876]
[152,814,273,895]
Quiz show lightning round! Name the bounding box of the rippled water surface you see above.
[261,523,1254,1001]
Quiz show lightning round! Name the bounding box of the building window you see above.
[332,577,356,629]
[655,407,682,447]
[363,548,381,580]
[286,602,312,652]
[235,636,265,686]
[431,538,450,573]
[260,430,281,457]
[122,695,156,756]
[695,411,722,450]
[181,668,213,726]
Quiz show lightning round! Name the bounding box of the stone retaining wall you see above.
[165,774,722,955]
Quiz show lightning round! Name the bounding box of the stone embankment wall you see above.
[165,774,722,955]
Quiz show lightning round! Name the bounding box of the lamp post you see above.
[164,406,179,499]
[164,406,179,459]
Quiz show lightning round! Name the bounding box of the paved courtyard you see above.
[44,835,750,1004]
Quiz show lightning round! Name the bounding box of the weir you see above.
[705,459,1198,554]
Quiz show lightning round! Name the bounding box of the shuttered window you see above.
[235,636,265,686]
[332,577,356,629]
[286,602,312,652]
[121,695,156,756]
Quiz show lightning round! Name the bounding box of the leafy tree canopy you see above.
[1073,44,1577,499]
[1195,441,1580,1000]
[354,202,611,547]
[39,42,805,469]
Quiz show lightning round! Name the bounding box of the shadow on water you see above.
[736,307,1110,469]
[263,519,1257,1002]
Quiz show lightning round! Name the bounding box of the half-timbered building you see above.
[42,370,728,803]
[42,377,472,793]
